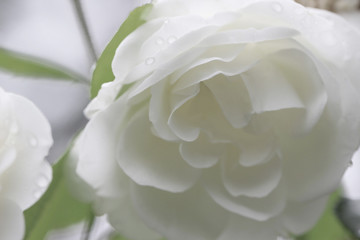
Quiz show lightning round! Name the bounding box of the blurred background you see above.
[0,0,359,239]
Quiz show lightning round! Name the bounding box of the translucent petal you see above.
[107,195,161,240]
[282,196,328,234]
[1,94,52,210]
[217,214,279,240]
[117,108,200,192]
[282,109,360,201]
[242,59,305,114]
[204,165,286,221]
[149,80,179,141]
[205,74,252,128]
[132,184,229,240]
[221,147,282,198]
[179,134,225,168]
[77,95,130,199]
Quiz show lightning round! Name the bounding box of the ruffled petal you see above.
[179,134,225,168]
[204,74,252,129]
[107,195,161,240]
[283,109,360,202]
[117,107,200,192]
[221,146,282,198]
[76,96,130,199]
[217,214,280,240]
[282,196,328,234]
[149,80,179,141]
[242,59,304,114]
[1,94,52,210]
[132,184,229,240]
[204,165,286,221]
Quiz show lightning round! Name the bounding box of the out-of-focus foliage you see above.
[298,191,358,240]
[0,48,86,83]
[24,151,92,240]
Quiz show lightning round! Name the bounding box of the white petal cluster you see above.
[74,1,360,239]
[0,87,52,240]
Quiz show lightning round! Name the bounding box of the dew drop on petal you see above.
[33,189,43,199]
[145,57,155,65]
[167,36,177,44]
[348,160,353,167]
[272,3,283,13]
[156,37,165,45]
[37,175,49,188]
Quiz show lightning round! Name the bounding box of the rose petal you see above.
[282,196,328,234]
[200,27,299,47]
[107,195,161,240]
[238,133,277,167]
[221,147,282,198]
[167,85,201,142]
[242,59,305,114]
[283,110,360,202]
[217,214,279,240]
[0,148,16,176]
[149,80,179,141]
[179,134,225,168]
[77,96,130,199]
[131,184,229,240]
[168,82,239,142]
[0,198,25,240]
[204,165,286,221]
[204,74,252,128]
[171,39,306,93]
[1,94,52,210]
[117,107,200,192]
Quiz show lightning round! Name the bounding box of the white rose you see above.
[74,0,360,239]
[0,87,52,240]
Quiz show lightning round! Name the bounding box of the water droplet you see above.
[33,190,43,199]
[156,37,164,45]
[164,18,169,24]
[145,57,155,65]
[29,137,38,147]
[167,36,177,44]
[272,3,283,13]
[10,124,18,134]
[37,175,49,188]
[348,160,353,167]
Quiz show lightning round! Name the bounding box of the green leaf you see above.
[90,3,153,99]
[0,48,87,83]
[297,191,357,240]
[24,151,92,240]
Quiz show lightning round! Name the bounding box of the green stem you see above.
[82,211,95,240]
[72,0,98,63]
